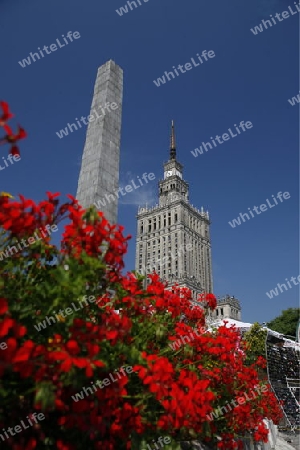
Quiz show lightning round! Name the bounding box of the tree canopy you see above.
[267,308,300,338]
[243,322,268,366]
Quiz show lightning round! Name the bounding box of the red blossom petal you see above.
[0,298,8,314]
[3,123,12,135]
[13,340,34,362]
[60,359,73,372]
[0,317,14,336]
[49,351,67,360]
[10,145,20,156]
[0,101,14,122]
[66,340,80,354]
[72,358,87,368]
[16,125,27,140]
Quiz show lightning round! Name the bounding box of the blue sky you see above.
[0,0,299,325]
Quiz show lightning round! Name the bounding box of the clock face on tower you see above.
[165,170,172,177]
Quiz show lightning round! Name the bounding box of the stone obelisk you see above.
[76,60,123,224]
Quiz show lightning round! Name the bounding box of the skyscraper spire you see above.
[170,120,176,160]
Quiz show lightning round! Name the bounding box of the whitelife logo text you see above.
[0,413,45,443]
[228,191,290,228]
[153,50,215,87]
[94,172,155,210]
[0,224,58,261]
[191,120,253,157]
[18,31,81,68]
[34,295,97,332]
[71,366,134,402]
[0,154,21,172]
[288,91,300,106]
[250,3,300,35]
[266,274,300,299]
[116,0,152,16]
[55,102,119,139]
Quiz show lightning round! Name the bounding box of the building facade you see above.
[135,122,213,300]
[212,295,242,321]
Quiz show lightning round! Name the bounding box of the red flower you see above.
[198,292,217,310]
[254,422,269,442]
[0,101,13,126]
[2,124,26,142]
[12,340,35,362]
[0,124,27,156]
[25,437,37,450]
[0,317,14,336]
[0,298,8,315]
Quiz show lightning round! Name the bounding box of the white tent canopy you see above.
[209,318,300,351]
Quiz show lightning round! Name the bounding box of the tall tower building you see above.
[135,122,213,300]
[76,60,123,224]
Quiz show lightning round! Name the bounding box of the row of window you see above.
[138,247,209,268]
[160,181,183,192]
[139,211,179,233]
[215,308,239,318]
[139,238,209,250]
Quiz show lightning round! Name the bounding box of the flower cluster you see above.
[0,191,283,449]
[0,101,26,156]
